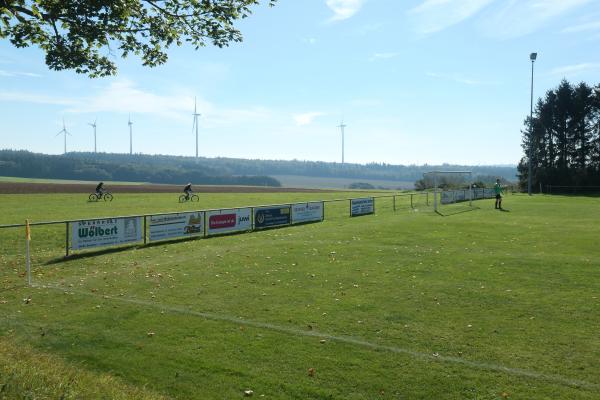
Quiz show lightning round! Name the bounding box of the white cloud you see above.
[293,112,326,126]
[325,0,365,22]
[0,91,74,105]
[561,20,600,33]
[480,0,593,39]
[408,0,495,34]
[549,63,600,76]
[369,52,400,61]
[0,69,42,78]
[0,78,275,127]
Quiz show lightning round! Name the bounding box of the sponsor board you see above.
[291,202,324,224]
[206,208,251,235]
[350,197,374,217]
[71,217,142,250]
[149,212,204,242]
[441,191,454,204]
[254,206,291,229]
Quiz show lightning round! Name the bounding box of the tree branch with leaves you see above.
[0,0,276,77]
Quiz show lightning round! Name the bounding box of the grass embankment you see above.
[0,337,167,399]
[0,193,599,399]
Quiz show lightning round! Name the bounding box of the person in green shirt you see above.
[494,178,503,209]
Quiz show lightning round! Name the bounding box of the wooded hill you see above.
[0,150,517,186]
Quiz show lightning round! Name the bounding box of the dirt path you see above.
[0,182,337,194]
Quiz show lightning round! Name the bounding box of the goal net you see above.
[423,171,474,214]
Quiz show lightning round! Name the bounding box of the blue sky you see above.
[1,0,599,165]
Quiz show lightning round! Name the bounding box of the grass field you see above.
[1,192,599,399]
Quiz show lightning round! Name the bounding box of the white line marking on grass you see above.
[37,283,598,391]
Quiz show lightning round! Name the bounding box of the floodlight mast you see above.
[528,52,537,196]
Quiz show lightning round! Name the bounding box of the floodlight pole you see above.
[528,52,537,196]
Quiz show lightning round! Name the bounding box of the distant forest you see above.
[0,150,518,186]
[519,79,600,190]
[0,150,281,186]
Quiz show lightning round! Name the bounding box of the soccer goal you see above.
[423,171,474,214]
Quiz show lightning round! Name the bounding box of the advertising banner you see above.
[455,190,466,202]
[350,197,374,217]
[149,212,204,242]
[254,206,291,229]
[291,202,324,224]
[441,191,454,204]
[71,217,142,250]
[206,208,252,235]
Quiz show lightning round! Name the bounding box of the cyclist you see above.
[183,182,193,200]
[95,182,105,197]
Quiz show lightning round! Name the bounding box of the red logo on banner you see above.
[209,214,237,229]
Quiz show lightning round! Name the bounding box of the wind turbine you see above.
[192,97,201,158]
[337,120,347,164]
[88,118,97,153]
[128,114,133,155]
[55,118,71,155]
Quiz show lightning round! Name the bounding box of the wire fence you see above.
[0,193,430,278]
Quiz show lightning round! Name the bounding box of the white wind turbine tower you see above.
[192,97,201,158]
[337,120,347,164]
[55,118,71,155]
[88,118,97,153]
[128,114,133,155]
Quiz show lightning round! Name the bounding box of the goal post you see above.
[423,171,473,213]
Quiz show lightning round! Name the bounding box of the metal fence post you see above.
[143,215,147,244]
[426,192,429,206]
[65,222,70,257]
[393,196,396,211]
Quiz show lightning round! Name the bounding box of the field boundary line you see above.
[35,283,598,391]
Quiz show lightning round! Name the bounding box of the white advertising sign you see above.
[71,217,142,250]
[206,208,252,235]
[149,212,204,242]
[350,197,374,217]
[291,202,324,224]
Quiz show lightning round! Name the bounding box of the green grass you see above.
[1,193,599,399]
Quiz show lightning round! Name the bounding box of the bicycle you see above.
[89,192,113,202]
[179,193,199,203]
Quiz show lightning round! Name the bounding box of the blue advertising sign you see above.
[350,197,374,217]
[254,206,291,229]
